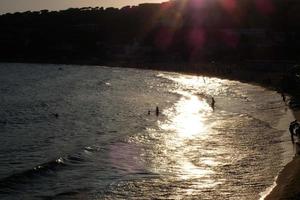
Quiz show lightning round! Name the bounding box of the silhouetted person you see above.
[211,97,215,110]
[281,93,286,102]
[156,106,159,116]
[54,113,59,118]
[289,120,299,143]
[148,110,151,115]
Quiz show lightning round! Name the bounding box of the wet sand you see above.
[265,111,300,200]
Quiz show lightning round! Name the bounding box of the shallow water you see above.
[0,63,294,199]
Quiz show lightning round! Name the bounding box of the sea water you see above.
[0,63,295,200]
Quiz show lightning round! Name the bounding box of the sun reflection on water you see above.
[155,76,222,192]
[179,161,215,180]
[161,91,212,139]
[100,73,288,199]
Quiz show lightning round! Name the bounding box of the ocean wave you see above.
[0,158,66,192]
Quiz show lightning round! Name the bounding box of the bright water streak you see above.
[0,63,295,200]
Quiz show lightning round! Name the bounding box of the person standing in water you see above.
[156,106,160,116]
[211,97,215,110]
[281,92,286,102]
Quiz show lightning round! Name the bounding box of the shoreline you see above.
[1,61,299,199]
[264,110,300,200]
[0,60,291,91]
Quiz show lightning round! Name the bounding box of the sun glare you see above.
[176,95,209,138]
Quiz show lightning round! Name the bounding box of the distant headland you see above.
[0,0,300,93]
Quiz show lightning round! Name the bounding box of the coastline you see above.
[265,110,300,200]
[1,61,299,199]
[0,60,291,91]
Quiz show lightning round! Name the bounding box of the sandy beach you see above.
[265,110,300,200]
